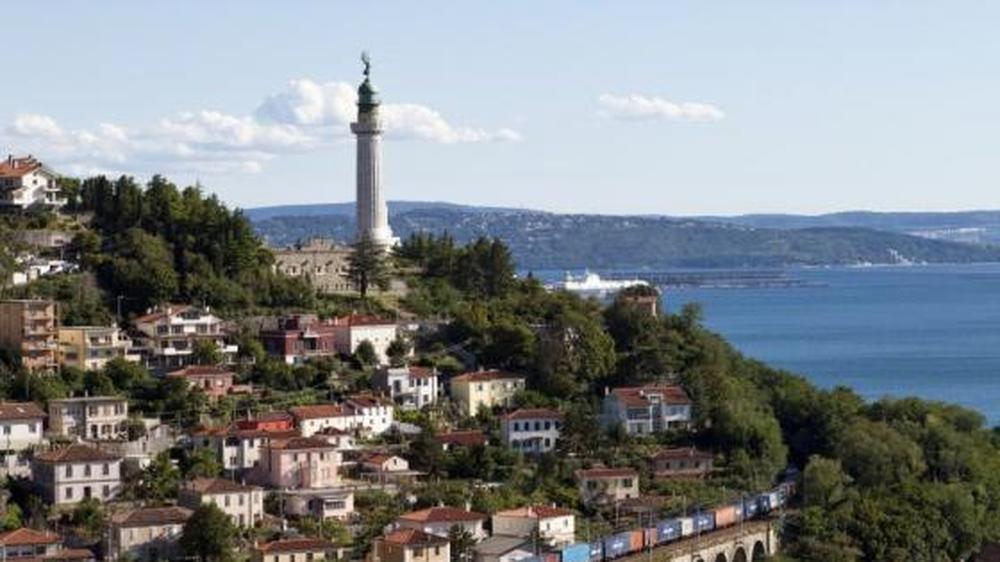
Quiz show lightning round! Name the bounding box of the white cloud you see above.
[0,78,519,177]
[598,93,724,122]
[256,78,521,144]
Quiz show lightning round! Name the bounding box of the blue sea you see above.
[663,264,1000,427]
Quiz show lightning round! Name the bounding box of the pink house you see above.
[261,437,340,489]
[166,366,237,399]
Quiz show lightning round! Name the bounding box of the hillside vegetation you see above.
[251,205,1000,269]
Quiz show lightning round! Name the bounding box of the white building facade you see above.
[0,156,64,209]
[47,396,128,440]
[600,385,692,435]
[373,366,439,410]
[179,478,264,528]
[31,444,123,505]
[133,305,238,370]
[500,408,563,454]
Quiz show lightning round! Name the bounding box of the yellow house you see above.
[370,529,449,562]
[449,371,526,417]
[58,326,139,371]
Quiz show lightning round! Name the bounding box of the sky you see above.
[3,1,1000,216]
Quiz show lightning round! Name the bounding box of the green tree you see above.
[183,448,222,479]
[448,525,476,562]
[181,504,236,562]
[70,498,105,541]
[354,340,378,367]
[191,340,223,366]
[347,235,391,298]
[386,336,411,367]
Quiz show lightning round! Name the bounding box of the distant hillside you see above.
[245,201,532,221]
[699,210,1000,245]
[249,203,1000,269]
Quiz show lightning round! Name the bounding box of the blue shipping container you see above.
[559,543,591,562]
[694,512,716,533]
[743,497,760,519]
[656,519,682,544]
[603,533,630,559]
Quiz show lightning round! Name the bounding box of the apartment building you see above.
[106,507,192,562]
[449,371,526,417]
[260,436,340,489]
[132,305,237,370]
[31,444,123,505]
[600,385,692,435]
[47,396,128,440]
[179,478,264,528]
[58,325,139,371]
[373,366,439,410]
[0,300,59,373]
[500,408,563,454]
[0,155,65,209]
[574,467,640,506]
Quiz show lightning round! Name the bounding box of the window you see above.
[622,478,633,488]
[103,463,110,475]
[225,495,231,507]
[544,421,551,430]
[414,548,424,557]
[29,423,36,434]
[65,487,73,499]
[2,425,9,435]
[84,465,91,477]
[65,465,73,477]
[103,485,110,497]
[512,422,519,432]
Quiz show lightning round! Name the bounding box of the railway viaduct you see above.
[618,519,780,562]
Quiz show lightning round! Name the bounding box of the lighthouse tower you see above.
[350,52,394,247]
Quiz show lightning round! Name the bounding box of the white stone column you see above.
[351,112,393,246]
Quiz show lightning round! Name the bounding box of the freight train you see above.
[523,482,793,562]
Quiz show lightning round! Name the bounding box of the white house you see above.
[600,385,692,435]
[284,489,355,521]
[132,305,238,370]
[290,404,355,437]
[500,408,563,454]
[373,366,439,410]
[191,426,297,473]
[395,507,488,541]
[31,444,123,505]
[106,506,191,562]
[178,478,264,528]
[0,155,64,209]
[0,402,45,452]
[329,315,397,364]
[491,506,576,547]
[344,394,394,435]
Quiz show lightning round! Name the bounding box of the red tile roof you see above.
[451,370,524,383]
[257,538,335,554]
[652,447,713,461]
[0,157,43,179]
[0,402,46,421]
[133,305,192,324]
[289,404,349,420]
[269,436,335,451]
[574,467,638,480]
[610,385,691,407]
[34,444,120,463]
[183,477,259,495]
[434,431,487,447]
[113,506,192,527]
[346,394,391,409]
[383,528,448,546]
[0,528,61,546]
[503,408,562,421]
[167,366,235,378]
[398,507,486,523]
[494,505,575,519]
[331,314,395,327]
[407,366,436,378]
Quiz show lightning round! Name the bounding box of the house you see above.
[472,536,533,562]
[500,409,563,454]
[373,366,439,410]
[0,155,65,209]
[32,444,123,505]
[191,425,298,473]
[650,448,714,480]
[343,394,394,435]
[290,404,354,437]
[166,365,238,399]
[491,506,575,547]
[395,507,488,540]
[235,412,295,433]
[47,396,128,440]
[0,299,59,373]
[574,467,639,507]
[284,489,355,521]
[132,305,238,370]
[253,537,339,562]
[329,315,398,364]
[179,478,264,528]
[260,437,340,489]
[600,385,692,435]
[92,419,176,470]
[260,314,339,365]
[0,528,93,562]
[106,506,192,562]
[370,529,449,562]
[434,431,488,452]
[357,452,415,484]
[449,371,526,417]
[316,426,356,451]
[58,325,139,371]
[0,402,45,452]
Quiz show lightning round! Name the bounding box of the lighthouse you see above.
[350,52,394,247]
